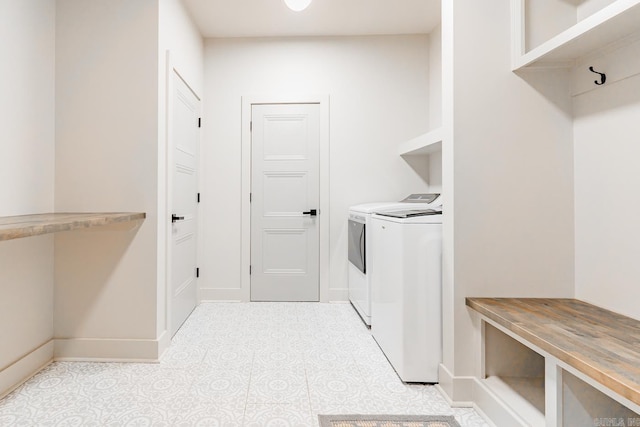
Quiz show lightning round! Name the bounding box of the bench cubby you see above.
[467,298,640,427]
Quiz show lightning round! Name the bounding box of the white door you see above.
[251,103,320,301]
[170,72,199,335]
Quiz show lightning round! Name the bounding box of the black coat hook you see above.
[589,66,606,85]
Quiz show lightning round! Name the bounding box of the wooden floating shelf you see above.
[398,127,442,156]
[0,212,146,242]
[514,0,640,70]
[466,297,640,408]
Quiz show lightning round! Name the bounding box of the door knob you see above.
[302,209,317,216]
[172,214,185,223]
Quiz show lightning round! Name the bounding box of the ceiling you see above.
[181,0,441,38]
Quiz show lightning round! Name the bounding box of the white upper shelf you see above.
[398,128,442,156]
[514,0,640,70]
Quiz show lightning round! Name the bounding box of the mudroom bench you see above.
[466,298,640,427]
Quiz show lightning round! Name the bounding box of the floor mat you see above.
[318,414,462,427]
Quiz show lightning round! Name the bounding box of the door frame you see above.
[241,95,330,303]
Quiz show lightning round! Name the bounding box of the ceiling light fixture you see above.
[283,0,312,12]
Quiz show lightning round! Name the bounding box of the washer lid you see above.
[372,212,443,224]
[349,194,442,214]
[375,208,442,218]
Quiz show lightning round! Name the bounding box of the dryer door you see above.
[348,219,366,273]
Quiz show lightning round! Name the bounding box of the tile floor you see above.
[0,302,489,426]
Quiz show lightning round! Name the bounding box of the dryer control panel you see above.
[400,193,440,204]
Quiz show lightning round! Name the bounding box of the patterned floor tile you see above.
[304,348,357,372]
[159,343,207,369]
[202,346,254,372]
[247,368,308,405]
[253,348,305,370]
[243,403,314,427]
[190,368,251,404]
[308,368,373,409]
[0,302,490,427]
[168,400,245,426]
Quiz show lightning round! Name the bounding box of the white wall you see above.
[202,35,432,300]
[159,0,203,96]
[158,0,203,337]
[442,0,575,388]
[0,0,56,393]
[54,0,161,357]
[0,0,55,217]
[574,44,640,321]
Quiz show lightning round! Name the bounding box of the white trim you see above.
[512,0,640,70]
[0,335,168,399]
[241,94,331,303]
[0,340,54,399]
[53,338,163,362]
[510,0,526,70]
[545,359,562,427]
[473,377,529,427]
[199,288,244,302]
[156,330,171,360]
[164,50,174,346]
[437,364,517,427]
[328,287,348,302]
[469,402,498,427]
[438,363,475,405]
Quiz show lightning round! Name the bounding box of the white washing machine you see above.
[348,194,440,326]
[370,208,442,383]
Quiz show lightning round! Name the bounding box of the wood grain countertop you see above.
[466,297,640,407]
[0,212,146,241]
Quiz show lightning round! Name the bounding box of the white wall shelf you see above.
[398,127,442,156]
[513,0,640,70]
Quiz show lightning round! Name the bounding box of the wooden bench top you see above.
[0,212,146,241]
[466,298,640,407]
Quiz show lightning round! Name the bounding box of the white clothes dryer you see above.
[370,208,442,383]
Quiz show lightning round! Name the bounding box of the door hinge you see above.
[197,192,201,203]
[250,192,252,202]
[249,265,252,275]
[198,117,201,128]
[196,267,200,278]
[250,121,252,132]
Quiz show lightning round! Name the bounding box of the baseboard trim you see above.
[438,363,475,404]
[0,335,168,397]
[199,288,243,302]
[438,364,526,427]
[157,330,171,359]
[328,288,348,302]
[469,402,498,427]
[54,337,162,362]
[0,340,54,399]
[472,377,527,427]
[199,288,348,303]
